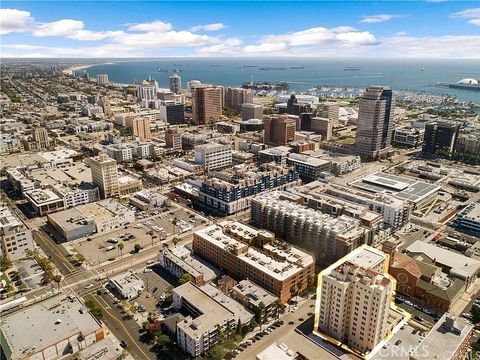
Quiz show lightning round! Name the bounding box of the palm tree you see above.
[118,243,124,258]
[53,275,62,294]
[151,234,157,248]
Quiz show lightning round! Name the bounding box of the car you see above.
[107,238,118,244]
[255,335,262,340]
[85,284,94,289]
[96,289,102,295]
[394,340,402,346]
[146,260,155,265]
[414,315,423,322]
[144,268,153,273]
[405,300,413,306]
[298,318,304,322]
[119,340,127,348]
[288,321,294,325]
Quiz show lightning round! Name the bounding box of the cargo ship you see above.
[344,65,361,71]
[449,78,480,91]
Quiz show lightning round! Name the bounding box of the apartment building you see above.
[194,143,232,170]
[0,206,34,260]
[166,128,182,150]
[90,153,118,199]
[263,115,296,145]
[125,116,151,141]
[191,85,223,124]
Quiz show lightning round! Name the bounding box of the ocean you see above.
[84,58,480,103]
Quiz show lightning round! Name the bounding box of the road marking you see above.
[90,295,151,360]
[34,230,76,272]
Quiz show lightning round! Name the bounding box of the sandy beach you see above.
[62,64,94,76]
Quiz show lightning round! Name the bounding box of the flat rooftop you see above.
[232,280,278,307]
[0,206,23,229]
[258,146,292,156]
[24,188,62,205]
[406,240,480,279]
[287,153,332,167]
[201,284,254,324]
[163,246,220,282]
[47,207,93,232]
[0,295,102,357]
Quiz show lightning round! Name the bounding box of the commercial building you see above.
[128,190,169,211]
[251,191,374,266]
[314,246,396,357]
[174,282,250,357]
[125,116,151,141]
[355,86,394,161]
[454,133,480,163]
[165,128,182,150]
[90,153,118,199]
[194,142,232,170]
[191,85,223,124]
[231,280,279,318]
[96,73,109,85]
[23,127,52,151]
[311,117,333,141]
[0,295,105,360]
[169,72,181,94]
[392,127,424,148]
[0,206,34,260]
[241,103,263,121]
[108,271,144,300]
[286,153,331,182]
[263,115,296,145]
[117,175,142,197]
[137,78,158,101]
[258,146,292,166]
[54,183,100,209]
[224,87,253,111]
[286,94,311,115]
[454,201,480,236]
[422,121,460,157]
[410,313,473,360]
[105,144,133,163]
[317,102,339,125]
[197,163,300,215]
[159,246,219,286]
[47,208,96,241]
[239,118,264,132]
[159,101,185,124]
[24,188,65,216]
[193,221,315,303]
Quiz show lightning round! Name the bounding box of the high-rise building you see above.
[317,102,339,125]
[169,72,181,94]
[422,121,460,157]
[96,73,109,85]
[0,206,34,260]
[30,126,51,150]
[224,87,253,112]
[137,77,158,101]
[90,153,118,199]
[159,101,185,124]
[355,86,394,161]
[263,115,296,145]
[97,96,111,116]
[311,117,333,141]
[298,112,313,131]
[165,128,182,151]
[314,246,396,356]
[286,94,311,115]
[194,142,232,170]
[241,103,263,121]
[125,116,151,141]
[191,85,223,124]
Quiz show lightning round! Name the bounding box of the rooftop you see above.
[232,280,278,307]
[0,295,102,358]
[24,188,62,205]
[47,207,93,232]
[0,206,23,229]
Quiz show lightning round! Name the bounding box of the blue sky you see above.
[1,1,479,58]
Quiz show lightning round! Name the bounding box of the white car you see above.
[144,268,153,273]
[85,284,94,289]
[146,260,155,265]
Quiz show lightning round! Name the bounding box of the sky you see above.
[1,1,480,58]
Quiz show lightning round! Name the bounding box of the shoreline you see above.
[62,62,116,76]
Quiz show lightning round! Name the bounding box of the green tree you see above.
[177,273,193,286]
[75,254,86,265]
[0,256,12,272]
[471,304,480,323]
[249,319,258,331]
[155,334,171,351]
[118,243,124,258]
[53,274,62,294]
[134,243,142,253]
[206,345,225,360]
[236,319,242,334]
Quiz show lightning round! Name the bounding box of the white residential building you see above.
[0,206,34,260]
[194,143,232,170]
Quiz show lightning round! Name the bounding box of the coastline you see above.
[62,62,116,76]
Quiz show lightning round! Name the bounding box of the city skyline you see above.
[1,1,480,58]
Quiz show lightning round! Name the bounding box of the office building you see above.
[108,271,144,300]
[453,133,480,163]
[314,246,395,356]
[239,118,264,132]
[197,163,300,215]
[47,207,96,241]
[410,313,473,360]
[191,85,223,124]
[241,103,263,121]
[454,201,480,236]
[263,115,296,145]
[125,116,151,141]
[422,121,460,157]
[298,112,313,131]
[193,221,315,303]
[258,146,292,165]
[215,121,239,134]
[90,153,118,199]
[24,188,65,216]
[286,94,311,115]
[311,117,333,141]
[159,100,185,124]
[137,77,158,101]
[194,143,232,170]
[355,86,394,161]
[24,127,52,151]
[286,153,331,182]
[165,128,182,150]
[224,87,253,112]
[251,191,373,266]
[392,126,424,148]
[0,295,105,360]
[317,102,339,125]
[0,206,34,261]
[169,72,181,94]
[96,73,109,85]
[174,282,251,357]
[105,144,133,163]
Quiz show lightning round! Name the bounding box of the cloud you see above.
[127,20,173,32]
[395,31,408,36]
[190,23,225,32]
[243,42,287,53]
[360,14,401,24]
[0,8,34,34]
[452,8,480,26]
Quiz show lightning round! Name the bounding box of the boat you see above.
[211,64,222,67]
[157,68,169,73]
[258,67,287,71]
[243,65,258,68]
[290,65,305,69]
[344,66,361,71]
[421,68,426,71]
[448,78,480,91]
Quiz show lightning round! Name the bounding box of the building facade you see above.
[191,85,223,124]
[0,206,34,261]
[90,153,119,199]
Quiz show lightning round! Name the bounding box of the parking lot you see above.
[375,324,424,360]
[15,257,44,290]
[133,265,176,314]
[69,205,207,266]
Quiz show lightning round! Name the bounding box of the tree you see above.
[155,334,171,351]
[249,319,258,331]
[471,304,480,323]
[0,256,12,272]
[134,243,142,253]
[75,254,85,265]
[177,273,193,286]
[172,237,180,247]
[53,274,62,294]
[206,345,225,360]
[118,243,124,258]
[236,319,242,334]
